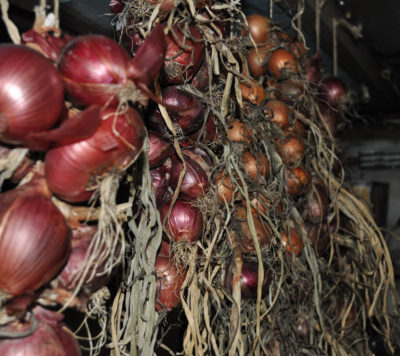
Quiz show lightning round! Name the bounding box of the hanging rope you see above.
[291,0,307,47]
[0,0,20,44]
[269,0,273,20]
[315,0,327,53]
[332,17,363,76]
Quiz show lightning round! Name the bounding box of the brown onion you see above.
[159,199,204,242]
[246,14,271,45]
[281,227,303,256]
[227,119,252,143]
[264,99,290,129]
[216,171,238,204]
[267,48,299,79]
[285,167,311,196]
[0,177,71,297]
[169,154,210,199]
[0,44,64,145]
[275,79,305,104]
[235,204,271,253]
[163,23,205,84]
[247,46,269,79]
[277,135,305,166]
[239,76,266,107]
[241,150,270,180]
[155,256,186,311]
[45,106,145,203]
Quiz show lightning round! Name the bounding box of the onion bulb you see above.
[264,99,290,129]
[285,167,311,196]
[318,76,348,107]
[148,131,172,168]
[277,135,305,166]
[281,227,303,256]
[267,48,299,79]
[159,199,204,242]
[45,106,145,203]
[241,150,270,180]
[247,46,269,79]
[0,44,64,145]
[246,14,271,45]
[0,177,71,297]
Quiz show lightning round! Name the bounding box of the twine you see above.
[0,0,20,44]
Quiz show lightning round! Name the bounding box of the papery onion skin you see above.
[281,227,303,256]
[155,256,186,311]
[241,150,269,181]
[285,167,311,196]
[247,46,269,79]
[163,23,205,84]
[58,35,132,107]
[0,45,64,145]
[159,199,204,242]
[45,107,145,203]
[246,14,271,45]
[148,131,172,168]
[227,119,252,143]
[0,187,71,296]
[170,155,210,199]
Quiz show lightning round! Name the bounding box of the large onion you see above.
[45,107,145,203]
[0,176,71,297]
[0,44,64,145]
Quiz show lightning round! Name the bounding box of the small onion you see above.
[0,178,71,297]
[109,0,125,13]
[148,86,205,135]
[155,256,186,311]
[215,170,239,204]
[234,204,271,253]
[181,145,213,177]
[170,155,210,199]
[190,61,209,91]
[285,166,311,196]
[159,199,204,242]
[241,150,270,180]
[227,119,252,143]
[45,106,145,203]
[163,23,205,84]
[276,135,305,166]
[247,46,269,79]
[281,227,303,256]
[302,182,329,224]
[318,76,348,107]
[151,163,171,207]
[305,53,324,85]
[246,14,271,45]
[0,44,64,145]
[264,99,290,129]
[188,113,217,143]
[224,256,270,299]
[275,79,305,104]
[267,48,299,79]
[284,118,306,137]
[239,76,266,107]
[318,103,340,136]
[305,223,330,257]
[148,131,172,168]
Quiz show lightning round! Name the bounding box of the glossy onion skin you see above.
[0,44,64,144]
[58,35,132,107]
[45,107,145,203]
[0,191,71,296]
[159,199,204,242]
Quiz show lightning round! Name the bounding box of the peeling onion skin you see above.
[0,187,71,296]
[45,107,145,203]
[0,44,64,145]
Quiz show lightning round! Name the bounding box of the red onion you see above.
[151,163,171,207]
[55,224,110,294]
[318,103,339,136]
[181,145,213,177]
[0,177,71,297]
[305,53,324,85]
[318,76,348,107]
[190,61,209,91]
[148,131,172,168]
[169,154,210,199]
[224,257,270,299]
[188,112,217,143]
[155,256,186,311]
[0,307,81,356]
[159,199,204,242]
[162,23,205,84]
[148,86,205,135]
[58,24,166,107]
[302,182,329,224]
[21,30,74,62]
[109,0,125,13]
[45,106,145,203]
[0,44,64,145]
